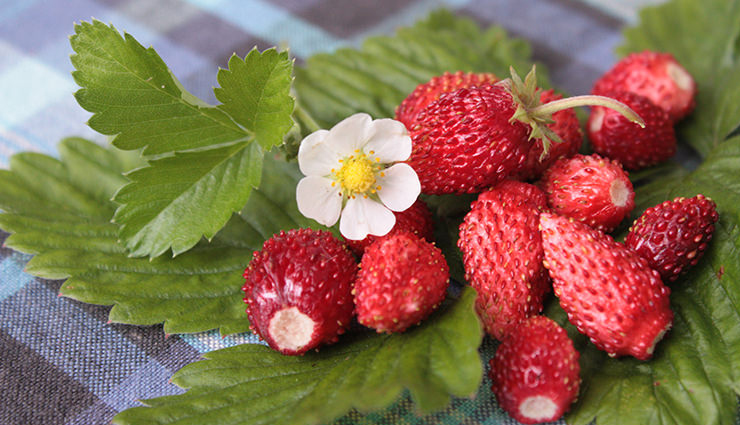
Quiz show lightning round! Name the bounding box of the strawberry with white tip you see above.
[490,316,581,424]
[540,153,635,232]
[587,90,676,170]
[592,50,696,122]
[539,212,673,360]
[242,229,357,355]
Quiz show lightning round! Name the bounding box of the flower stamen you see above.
[334,152,380,196]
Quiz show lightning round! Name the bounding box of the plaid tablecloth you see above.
[0,1,663,424]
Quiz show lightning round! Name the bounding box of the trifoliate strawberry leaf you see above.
[71,20,247,155]
[619,0,740,158]
[564,138,740,425]
[71,20,295,258]
[293,9,543,130]
[112,287,483,425]
[0,138,312,335]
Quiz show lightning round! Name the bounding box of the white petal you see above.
[377,163,421,212]
[296,176,342,226]
[339,196,396,240]
[298,129,342,176]
[364,118,412,162]
[324,113,373,157]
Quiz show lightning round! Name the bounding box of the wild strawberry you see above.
[343,199,434,257]
[539,213,673,360]
[242,229,357,355]
[395,71,497,129]
[593,51,696,122]
[626,194,719,282]
[587,90,676,170]
[540,153,635,232]
[490,316,580,425]
[407,83,531,194]
[407,67,643,194]
[517,89,582,181]
[458,180,550,339]
[353,231,449,333]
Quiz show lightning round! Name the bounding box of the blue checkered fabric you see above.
[0,1,665,424]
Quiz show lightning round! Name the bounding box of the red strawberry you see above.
[407,83,531,194]
[490,316,580,424]
[626,194,719,282]
[395,71,497,129]
[540,153,635,232]
[458,180,550,339]
[539,213,673,360]
[343,199,434,257]
[406,67,643,194]
[517,89,582,181]
[593,51,696,122]
[242,229,357,355]
[587,90,676,170]
[353,231,449,333]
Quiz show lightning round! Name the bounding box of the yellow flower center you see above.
[334,151,382,196]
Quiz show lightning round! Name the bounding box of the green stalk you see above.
[294,103,322,133]
[532,95,646,127]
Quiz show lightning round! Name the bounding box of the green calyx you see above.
[500,65,646,160]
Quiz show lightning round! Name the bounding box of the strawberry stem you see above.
[294,103,321,133]
[531,95,646,128]
[501,65,646,161]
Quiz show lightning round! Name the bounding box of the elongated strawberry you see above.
[243,229,357,355]
[593,51,696,122]
[540,213,673,360]
[626,194,719,282]
[517,89,582,181]
[395,71,497,129]
[407,67,643,194]
[353,231,449,333]
[588,90,676,170]
[490,316,580,424]
[540,153,635,232]
[343,199,434,257]
[458,180,549,339]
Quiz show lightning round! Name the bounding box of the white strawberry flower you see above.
[296,113,421,240]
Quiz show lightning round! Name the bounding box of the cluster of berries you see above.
[588,51,696,169]
[241,51,719,424]
[242,200,444,355]
[392,51,717,423]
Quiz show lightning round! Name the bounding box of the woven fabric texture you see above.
[0,1,669,424]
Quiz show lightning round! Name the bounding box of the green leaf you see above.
[112,287,483,425]
[112,141,264,258]
[565,138,740,425]
[71,20,247,155]
[71,21,295,258]
[215,50,296,150]
[0,139,312,335]
[293,9,543,129]
[619,0,740,157]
